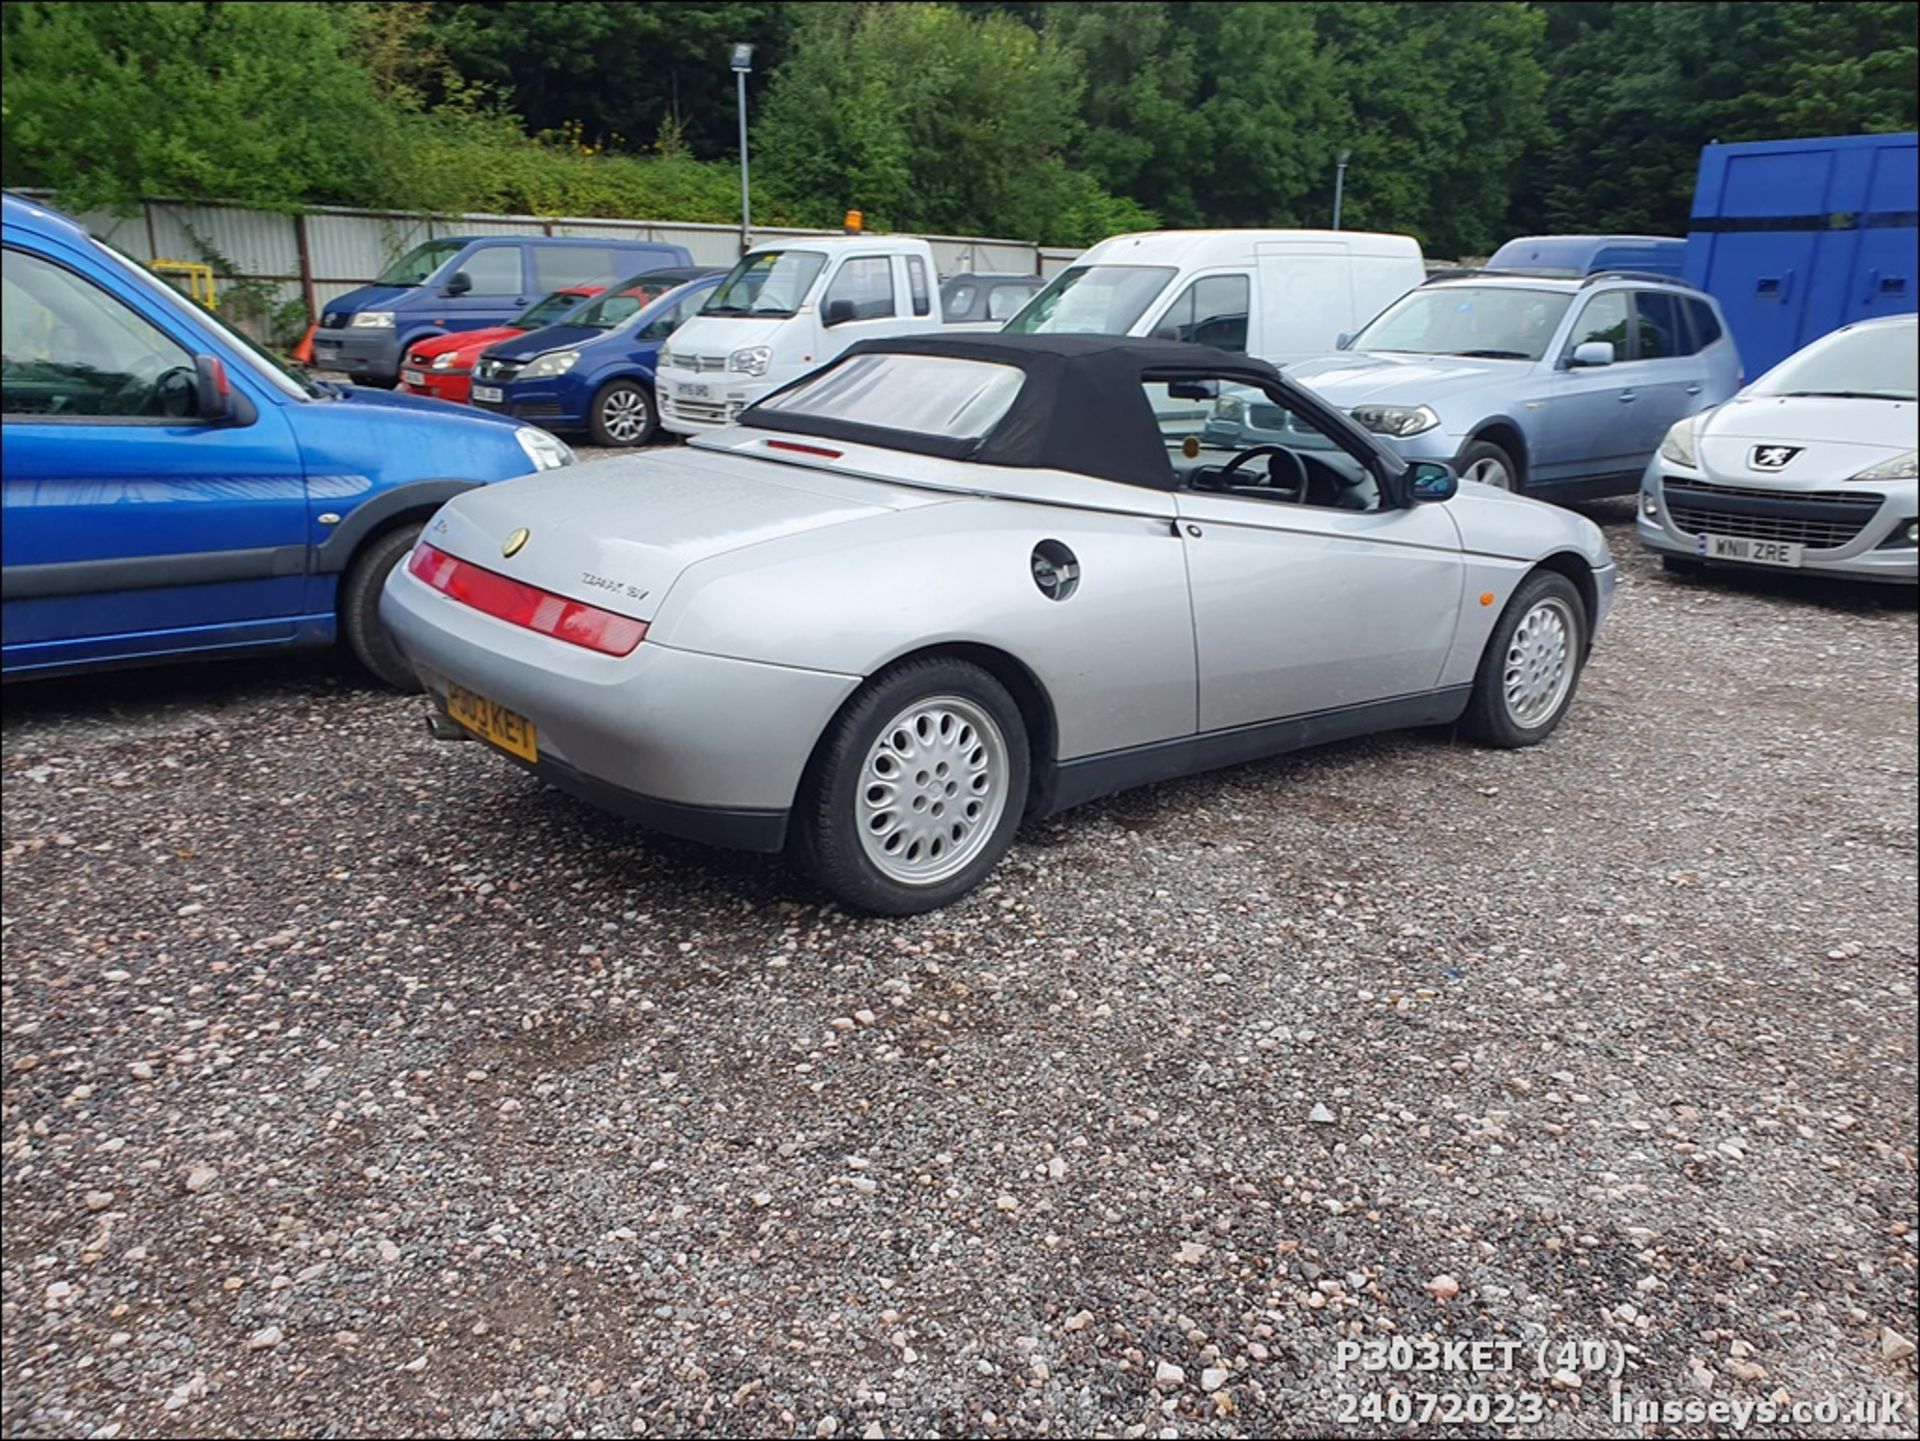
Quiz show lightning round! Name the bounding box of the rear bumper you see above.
[312,327,400,380]
[380,559,862,849]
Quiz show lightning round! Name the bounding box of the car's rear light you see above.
[766,439,844,459]
[407,542,647,656]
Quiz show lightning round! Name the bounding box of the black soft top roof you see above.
[738,332,1286,490]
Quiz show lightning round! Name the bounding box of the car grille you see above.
[665,354,728,373]
[473,356,525,382]
[1663,477,1884,550]
[662,393,744,427]
[512,401,564,418]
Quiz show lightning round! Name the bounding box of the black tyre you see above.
[1454,438,1522,492]
[1459,569,1588,748]
[588,378,657,447]
[790,658,1031,915]
[340,524,424,691]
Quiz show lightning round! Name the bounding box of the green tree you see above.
[1526,1,1919,234]
[0,1,405,213]
[426,1,793,159]
[1313,2,1549,256]
[754,2,1151,243]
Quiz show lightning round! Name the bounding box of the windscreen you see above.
[704,250,828,318]
[1351,286,1573,361]
[571,275,679,330]
[514,289,594,329]
[1747,323,1918,401]
[375,239,466,287]
[755,353,1024,439]
[1002,265,1176,336]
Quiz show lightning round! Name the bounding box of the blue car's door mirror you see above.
[193,355,237,423]
[1406,461,1457,502]
[443,270,473,298]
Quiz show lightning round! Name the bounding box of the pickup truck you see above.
[656,235,999,435]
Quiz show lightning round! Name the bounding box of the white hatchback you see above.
[1638,313,1917,584]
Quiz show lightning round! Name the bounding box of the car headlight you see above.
[1850,450,1917,482]
[515,427,574,472]
[729,346,772,377]
[518,349,579,380]
[1659,417,1700,467]
[431,352,458,370]
[349,311,395,329]
[1350,404,1440,437]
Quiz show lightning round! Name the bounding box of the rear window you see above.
[755,353,1024,439]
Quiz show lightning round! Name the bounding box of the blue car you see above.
[311,235,693,388]
[470,268,723,446]
[1,193,576,688]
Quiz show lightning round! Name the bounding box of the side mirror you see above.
[443,271,473,297]
[1568,340,1615,368]
[1406,460,1457,503]
[822,298,856,327]
[1334,331,1353,351]
[194,354,235,423]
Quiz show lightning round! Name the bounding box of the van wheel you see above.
[791,659,1030,915]
[589,379,657,447]
[1456,440,1520,492]
[340,524,424,691]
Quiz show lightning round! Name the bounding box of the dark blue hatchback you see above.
[470,268,722,445]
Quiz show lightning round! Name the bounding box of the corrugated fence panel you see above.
[303,211,433,284]
[65,206,156,262]
[18,192,1081,323]
[146,201,299,279]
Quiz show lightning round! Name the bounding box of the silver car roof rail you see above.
[1580,270,1702,290]
[1419,267,1562,285]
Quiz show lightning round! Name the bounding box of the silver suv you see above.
[1244,272,1743,498]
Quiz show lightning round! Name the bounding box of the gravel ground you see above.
[3,477,1916,1439]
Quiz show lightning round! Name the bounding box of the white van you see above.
[1001,229,1425,362]
[658,235,991,436]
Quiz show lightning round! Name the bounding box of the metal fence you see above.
[17,192,1081,339]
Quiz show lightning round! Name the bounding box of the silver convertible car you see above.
[382,335,1617,913]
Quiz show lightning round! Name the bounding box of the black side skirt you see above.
[1034,687,1473,817]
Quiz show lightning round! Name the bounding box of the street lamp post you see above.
[731,43,753,254]
[1332,149,1351,231]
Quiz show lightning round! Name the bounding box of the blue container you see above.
[1684,132,1918,376]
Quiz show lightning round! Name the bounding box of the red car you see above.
[396,287,602,405]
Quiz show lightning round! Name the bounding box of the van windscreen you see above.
[1002,266,1176,337]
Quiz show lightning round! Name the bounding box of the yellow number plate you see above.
[445,682,537,762]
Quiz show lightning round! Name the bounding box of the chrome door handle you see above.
[1685,384,1703,395]
[1617,391,1638,402]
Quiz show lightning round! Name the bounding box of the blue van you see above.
[312,234,693,386]
[1485,235,1688,279]
[470,268,723,445]
[1,193,576,688]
